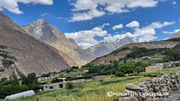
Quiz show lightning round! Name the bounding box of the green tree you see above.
[0,77,7,83]
[118,63,135,74]
[26,73,38,85]
[115,72,125,77]
[10,72,19,85]
[113,60,119,69]
[134,66,144,73]
[162,49,180,61]
[72,66,79,69]
[118,62,148,74]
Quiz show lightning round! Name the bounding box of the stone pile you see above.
[118,72,180,101]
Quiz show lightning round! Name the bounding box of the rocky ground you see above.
[159,87,180,101]
[118,72,180,101]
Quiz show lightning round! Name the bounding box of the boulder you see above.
[126,84,140,91]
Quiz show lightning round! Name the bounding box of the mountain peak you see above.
[0,12,4,16]
[0,12,8,18]
[0,12,11,21]
[124,36,131,39]
[87,36,134,57]
[31,19,49,26]
[115,36,132,43]
[0,13,70,78]
[170,31,180,39]
[23,19,96,66]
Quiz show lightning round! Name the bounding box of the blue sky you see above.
[0,0,180,49]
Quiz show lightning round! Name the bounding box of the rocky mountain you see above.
[23,19,96,67]
[170,31,180,39]
[0,12,70,79]
[89,41,179,65]
[87,37,134,57]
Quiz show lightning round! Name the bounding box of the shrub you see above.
[0,85,29,99]
[0,45,7,49]
[51,78,63,83]
[134,66,145,73]
[115,72,125,77]
[2,59,14,68]
[66,83,74,90]
[41,73,50,77]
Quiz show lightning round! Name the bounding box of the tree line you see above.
[0,72,39,99]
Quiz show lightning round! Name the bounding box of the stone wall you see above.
[117,72,180,101]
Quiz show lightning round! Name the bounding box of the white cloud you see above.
[138,35,157,42]
[65,23,108,49]
[126,21,140,28]
[163,38,169,40]
[70,0,161,22]
[56,17,68,21]
[163,29,180,34]
[103,32,134,42]
[172,1,177,5]
[105,21,175,43]
[41,12,49,16]
[133,21,175,42]
[0,0,53,14]
[101,23,110,28]
[112,24,123,30]
[65,21,175,48]
[70,8,105,22]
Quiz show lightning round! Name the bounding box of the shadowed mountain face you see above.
[23,19,96,66]
[0,12,70,78]
[86,37,134,57]
[170,31,180,39]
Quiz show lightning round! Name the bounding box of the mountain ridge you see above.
[0,12,70,78]
[89,40,179,66]
[23,19,96,66]
[86,36,134,57]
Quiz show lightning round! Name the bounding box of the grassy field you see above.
[63,72,86,77]
[3,66,180,101]
[13,76,151,101]
[150,55,165,60]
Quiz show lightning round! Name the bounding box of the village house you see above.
[71,79,85,84]
[76,75,84,79]
[58,77,66,80]
[40,82,66,92]
[145,66,163,72]
[146,63,164,72]
[170,61,180,67]
[142,56,151,60]
[163,61,180,69]
[38,75,58,81]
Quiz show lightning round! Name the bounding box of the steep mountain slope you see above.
[0,12,70,79]
[170,31,180,39]
[89,41,179,65]
[87,37,134,57]
[23,19,96,66]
